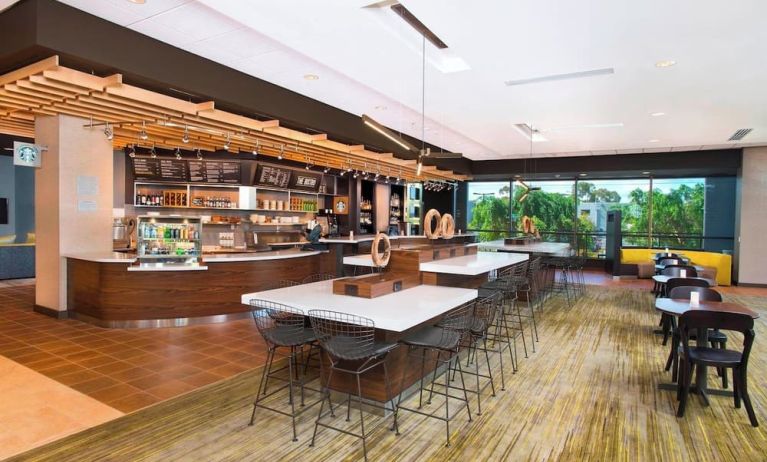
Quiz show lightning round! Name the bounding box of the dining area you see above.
[650,251,760,427]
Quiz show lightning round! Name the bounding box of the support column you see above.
[34,115,113,314]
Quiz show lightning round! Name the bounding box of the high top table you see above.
[242,280,477,401]
[420,251,529,288]
[655,298,759,403]
[473,240,571,256]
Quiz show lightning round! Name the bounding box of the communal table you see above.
[473,240,571,256]
[420,251,528,288]
[655,298,759,402]
[242,280,477,401]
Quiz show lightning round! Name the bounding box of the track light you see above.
[252,141,259,156]
[323,166,330,174]
[223,133,231,151]
[139,121,148,140]
[150,145,157,158]
[196,148,203,160]
[278,144,284,160]
[104,122,113,140]
[175,147,182,160]
[340,170,346,176]
[353,171,359,179]
[182,125,190,144]
[125,145,135,158]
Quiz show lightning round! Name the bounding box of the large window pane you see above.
[513,180,575,244]
[576,179,651,256]
[651,178,705,249]
[466,182,510,241]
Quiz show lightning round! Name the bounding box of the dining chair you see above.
[676,310,758,427]
[307,310,398,461]
[658,277,711,345]
[664,286,728,386]
[248,300,323,442]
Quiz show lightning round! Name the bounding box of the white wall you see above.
[34,115,113,311]
[736,146,767,285]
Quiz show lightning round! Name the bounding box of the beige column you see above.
[34,115,113,312]
[735,146,767,285]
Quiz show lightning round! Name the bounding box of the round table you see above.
[655,298,759,402]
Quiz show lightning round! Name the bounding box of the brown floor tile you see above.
[179,371,226,388]
[36,363,87,379]
[106,366,157,382]
[106,392,162,413]
[88,383,143,403]
[54,369,103,387]
[73,354,121,369]
[90,360,134,376]
[70,375,121,394]
[145,379,197,400]
[208,362,251,378]
[125,373,163,391]
[189,355,228,370]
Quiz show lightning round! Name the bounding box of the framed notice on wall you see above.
[288,171,322,192]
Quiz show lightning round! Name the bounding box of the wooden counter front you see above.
[67,252,334,326]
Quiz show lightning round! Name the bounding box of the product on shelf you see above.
[137,220,200,257]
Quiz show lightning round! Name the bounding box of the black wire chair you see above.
[461,292,504,415]
[302,273,336,284]
[394,301,474,447]
[307,310,397,462]
[248,300,323,442]
[263,279,301,290]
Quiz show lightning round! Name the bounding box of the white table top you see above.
[420,251,528,275]
[320,233,477,244]
[241,280,477,332]
[474,240,572,256]
[343,254,377,267]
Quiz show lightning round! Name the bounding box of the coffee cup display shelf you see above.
[133,182,323,213]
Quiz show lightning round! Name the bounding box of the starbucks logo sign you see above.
[13,142,42,168]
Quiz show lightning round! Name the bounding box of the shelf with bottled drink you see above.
[136,216,203,260]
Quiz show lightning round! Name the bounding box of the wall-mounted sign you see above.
[13,141,42,168]
[288,171,322,192]
[333,196,349,215]
[254,164,291,189]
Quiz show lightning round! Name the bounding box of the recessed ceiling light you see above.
[374,105,387,110]
[650,112,666,117]
[642,171,651,175]
[648,139,660,143]
[655,60,676,68]
[579,173,588,177]
[303,74,319,81]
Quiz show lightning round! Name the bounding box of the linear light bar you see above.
[362,114,415,151]
[505,67,614,87]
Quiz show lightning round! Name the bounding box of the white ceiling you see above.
[54,0,767,160]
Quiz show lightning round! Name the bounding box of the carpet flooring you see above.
[7,286,767,462]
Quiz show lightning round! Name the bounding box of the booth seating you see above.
[620,248,731,286]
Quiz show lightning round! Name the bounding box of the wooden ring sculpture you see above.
[440,213,455,239]
[371,232,391,267]
[522,215,532,234]
[424,208,442,239]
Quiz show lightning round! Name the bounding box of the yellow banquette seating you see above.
[620,248,732,286]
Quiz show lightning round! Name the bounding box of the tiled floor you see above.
[0,284,268,413]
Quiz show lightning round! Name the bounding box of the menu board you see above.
[188,161,241,184]
[132,157,188,182]
[288,170,322,192]
[255,164,292,189]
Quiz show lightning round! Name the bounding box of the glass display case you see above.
[136,216,202,264]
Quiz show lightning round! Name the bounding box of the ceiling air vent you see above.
[727,128,753,141]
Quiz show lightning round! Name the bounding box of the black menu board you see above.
[255,164,292,189]
[289,170,322,192]
[132,157,161,180]
[158,159,188,182]
[188,161,241,184]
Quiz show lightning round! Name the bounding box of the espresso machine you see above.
[317,209,339,237]
[112,217,136,250]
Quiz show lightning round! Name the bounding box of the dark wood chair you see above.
[654,252,682,262]
[676,310,758,427]
[658,277,710,345]
[664,287,727,386]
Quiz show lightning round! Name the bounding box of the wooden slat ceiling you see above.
[0,56,467,182]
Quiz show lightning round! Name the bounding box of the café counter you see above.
[65,248,334,328]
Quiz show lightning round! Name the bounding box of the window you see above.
[513,180,575,243]
[650,178,705,249]
[576,179,651,256]
[466,182,510,241]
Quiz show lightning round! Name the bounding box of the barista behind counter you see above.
[65,246,334,328]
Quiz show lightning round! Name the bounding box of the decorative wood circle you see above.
[522,216,532,234]
[440,213,455,239]
[371,232,391,267]
[424,209,442,239]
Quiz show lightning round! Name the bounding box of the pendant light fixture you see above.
[416,33,426,177]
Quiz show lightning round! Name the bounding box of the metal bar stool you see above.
[394,301,474,447]
[248,300,324,442]
[307,310,398,462]
[461,292,504,414]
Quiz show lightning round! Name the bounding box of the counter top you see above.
[473,240,572,256]
[320,233,476,244]
[241,279,477,332]
[65,248,321,264]
[126,263,208,272]
[203,248,322,262]
[64,252,138,263]
[420,251,528,275]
